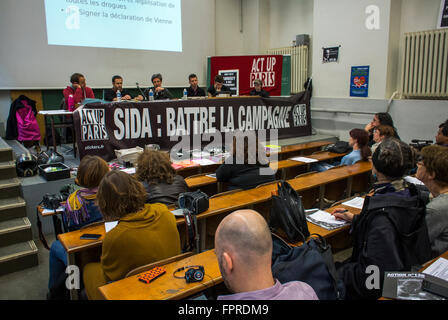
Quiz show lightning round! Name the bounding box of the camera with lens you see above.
[42,193,65,210]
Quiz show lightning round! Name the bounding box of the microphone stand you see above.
[136,82,147,101]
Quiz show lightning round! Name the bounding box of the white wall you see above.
[268,0,313,49]
[0,0,215,89]
[312,0,392,99]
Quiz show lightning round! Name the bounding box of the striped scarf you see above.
[64,188,98,228]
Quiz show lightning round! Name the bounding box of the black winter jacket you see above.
[337,182,432,300]
[142,175,188,206]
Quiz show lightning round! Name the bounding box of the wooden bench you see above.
[59,161,371,299]
[97,201,364,300]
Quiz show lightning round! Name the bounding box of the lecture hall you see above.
[0,0,448,307]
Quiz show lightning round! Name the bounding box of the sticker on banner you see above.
[293,104,307,127]
[80,109,109,141]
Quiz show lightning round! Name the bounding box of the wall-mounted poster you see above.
[439,0,448,28]
[322,46,340,63]
[218,69,239,96]
[350,66,370,98]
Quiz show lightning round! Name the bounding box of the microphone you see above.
[136,82,147,101]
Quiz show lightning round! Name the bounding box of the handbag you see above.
[269,180,310,243]
[324,141,352,154]
[114,146,144,165]
[271,232,345,300]
[178,190,209,253]
[178,190,209,215]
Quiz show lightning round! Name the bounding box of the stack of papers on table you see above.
[305,209,350,230]
[342,197,365,209]
[192,158,217,166]
[289,156,318,163]
[423,258,448,281]
[172,160,200,169]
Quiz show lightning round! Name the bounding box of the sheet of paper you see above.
[105,221,118,233]
[42,207,64,214]
[171,209,185,217]
[192,158,216,166]
[206,173,217,178]
[423,257,448,281]
[121,167,136,175]
[39,110,73,115]
[404,176,425,186]
[289,156,318,163]
[308,210,348,225]
[342,197,365,209]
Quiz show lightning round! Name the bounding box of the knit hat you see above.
[371,138,413,178]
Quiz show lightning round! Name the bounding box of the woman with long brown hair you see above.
[340,128,371,165]
[48,155,109,299]
[136,150,188,205]
[83,170,181,300]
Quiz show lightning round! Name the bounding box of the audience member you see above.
[47,155,109,299]
[216,135,276,190]
[312,128,371,172]
[104,75,143,101]
[208,75,231,97]
[435,120,448,147]
[340,129,371,165]
[144,73,173,100]
[331,138,431,299]
[370,125,395,154]
[249,79,270,98]
[136,150,188,206]
[364,112,400,146]
[215,209,318,300]
[416,145,448,257]
[186,74,206,97]
[63,73,95,110]
[83,170,181,300]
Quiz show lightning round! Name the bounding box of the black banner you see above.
[73,92,312,161]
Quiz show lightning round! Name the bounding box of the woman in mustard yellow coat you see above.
[83,170,181,300]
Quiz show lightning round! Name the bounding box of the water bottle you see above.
[116,90,121,102]
[183,88,188,100]
[67,94,74,112]
[149,89,154,101]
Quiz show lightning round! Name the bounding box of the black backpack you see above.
[324,141,352,154]
[271,233,345,300]
[269,181,310,243]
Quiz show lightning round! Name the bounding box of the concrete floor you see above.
[0,234,55,300]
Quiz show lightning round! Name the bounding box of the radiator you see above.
[267,45,309,94]
[401,29,448,99]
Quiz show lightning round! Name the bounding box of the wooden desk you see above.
[175,140,333,178]
[185,151,346,190]
[97,202,363,300]
[59,161,371,299]
[59,161,372,255]
[38,110,76,156]
[99,249,221,300]
[380,251,448,300]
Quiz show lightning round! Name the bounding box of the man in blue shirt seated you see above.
[215,209,318,300]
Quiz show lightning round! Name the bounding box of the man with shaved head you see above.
[215,209,318,300]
